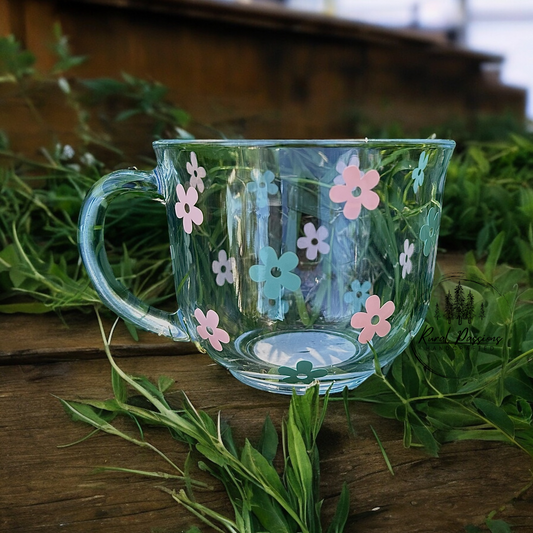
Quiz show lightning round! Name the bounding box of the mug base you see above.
[229,368,374,395]
[229,328,375,395]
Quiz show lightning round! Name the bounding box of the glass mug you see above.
[78,139,455,394]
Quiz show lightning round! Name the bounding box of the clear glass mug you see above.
[78,139,455,394]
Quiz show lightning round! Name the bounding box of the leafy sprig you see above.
[59,311,350,533]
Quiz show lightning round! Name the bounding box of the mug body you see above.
[155,139,454,394]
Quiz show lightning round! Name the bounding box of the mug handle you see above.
[78,168,188,341]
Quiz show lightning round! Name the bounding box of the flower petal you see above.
[176,184,187,202]
[363,294,382,315]
[316,225,329,240]
[249,264,267,283]
[296,360,313,373]
[317,241,330,255]
[329,184,351,204]
[303,222,316,238]
[259,246,278,268]
[190,205,204,226]
[343,198,362,220]
[358,326,375,344]
[263,278,282,299]
[277,251,299,272]
[380,300,395,320]
[374,319,392,338]
[342,165,362,187]
[361,189,380,211]
[280,271,301,293]
[297,236,311,250]
[306,245,318,260]
[362,169,380,189]
[350,310,371,329]
[205,309,220,328]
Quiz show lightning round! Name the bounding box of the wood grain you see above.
[1,350,533,532]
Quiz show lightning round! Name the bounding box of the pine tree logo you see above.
[438,281,483,324]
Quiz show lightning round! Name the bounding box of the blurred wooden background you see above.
[0,0,527,160]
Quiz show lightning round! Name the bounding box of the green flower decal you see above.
[412,151,429,193]
[419,206,440,256]
[278,360,328,384]
[249,246,301,299]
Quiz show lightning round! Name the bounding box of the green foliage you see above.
[440,136,533,278]
[59,313,349,533]
[0,31,191,313]
[0,34,35,82]
[345,236,533,458]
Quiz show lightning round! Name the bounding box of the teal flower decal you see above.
[419,206,440,256]
[249,247,301,299]
[412,151,429,194]
[246,169,278,209]
[344,280,371,312]
[279,360,328,384]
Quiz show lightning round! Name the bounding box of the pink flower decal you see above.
[194,308,230,351]
[350,294,395,344]
[175,184,203,234]
[212,250,235,286]
[186,152,206,192]
[329,165,380,220]
[297,222,330,260]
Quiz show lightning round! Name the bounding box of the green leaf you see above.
[370,425,394,475]
[59,398,116,430]
[486,518,514,533]
[326,482,350,533]
[408,413,440,457]
[0,302,50,314]
[464,525,483,533]
[158,375,175,394]
[249,483,294,533]
[473,398,515,437]
[504,377,533,402]
[258,415,279,464]
[485,232,505,282]
[286,417,313,502]
[240,440,288,502]
[111,366,128,403]
[195,443,228,468]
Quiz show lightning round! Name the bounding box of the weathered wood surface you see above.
[1,349,533,533]
[1,253,533,532]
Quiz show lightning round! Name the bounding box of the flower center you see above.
[429,227,434,237]
[356,291,362,299]
[297,373,308,380]
[220,264,226,273]
[370,314,380,325]
[206,326,214,335]
[311,238,319,246]
[184,203,191,214]
[351,186,362,198]
[270,266,282,278]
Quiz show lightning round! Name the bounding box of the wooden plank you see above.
[0,310,194,364]
[1,354,532,532]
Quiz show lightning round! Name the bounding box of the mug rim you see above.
[152,138,456,149]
